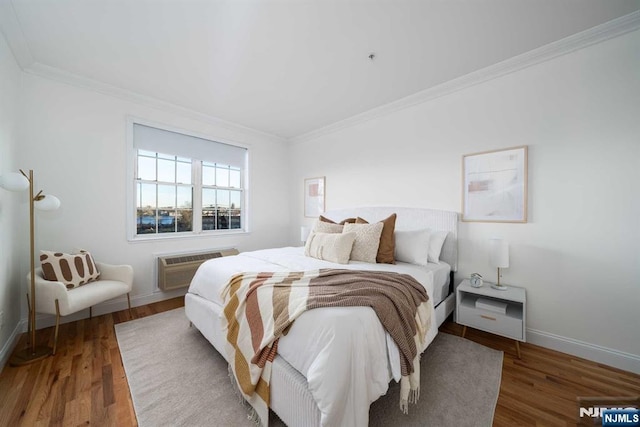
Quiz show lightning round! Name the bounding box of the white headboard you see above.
[323,207,459,271]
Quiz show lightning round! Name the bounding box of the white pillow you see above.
[304,232,356,264]
[313,220,343,234]
[428,230,449,264]
[342,222,384,263]
[394,229,431,266]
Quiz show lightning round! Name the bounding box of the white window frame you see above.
[125,117,251,242]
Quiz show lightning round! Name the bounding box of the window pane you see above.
[138,155,156,181]
[137,183,157,234]
[176,161,191,184]
[202,188,216,230]
[138,150,156,157]
[157,152,175,160]
[216,166,229,187]
[202,164,215,186]
[158,159,176,183]
[217,190,230,229]
[230,190,241,210]
[230,190,242,229]
[158,185,176,209]
[138,183,157,209]
[177,186,192,209]
[229,169,241,188]
[177,209,193,232]
[216,189,230,207]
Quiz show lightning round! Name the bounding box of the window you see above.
[132,123,247,238]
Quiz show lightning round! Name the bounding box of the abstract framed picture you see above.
[304,176,325,218]
[462,146,528,223]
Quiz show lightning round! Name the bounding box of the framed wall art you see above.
[462,146,528,223]
[304,176,325,218]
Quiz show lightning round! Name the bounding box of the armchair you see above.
[28,262,134,354]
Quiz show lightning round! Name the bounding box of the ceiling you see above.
[2,0,639,139]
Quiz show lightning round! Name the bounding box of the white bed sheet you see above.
[187,246,438,427]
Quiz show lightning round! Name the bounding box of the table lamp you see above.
[489,238,509,291]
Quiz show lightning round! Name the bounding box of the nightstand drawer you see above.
[458,306,523,341]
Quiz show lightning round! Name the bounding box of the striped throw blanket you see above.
[221,268,431,426]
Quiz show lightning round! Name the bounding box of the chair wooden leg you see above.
[127,293,132,318]
[89,306,92,320]
[461,325,467,338]
[53,299,61,355]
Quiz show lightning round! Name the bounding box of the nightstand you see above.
[456,279,526,358]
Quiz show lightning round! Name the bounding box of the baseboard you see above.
[527,328,640,374]
[0,321,24,372]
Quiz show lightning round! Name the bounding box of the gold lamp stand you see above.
[9,170,56,366]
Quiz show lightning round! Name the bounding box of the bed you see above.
[185,207,458,427]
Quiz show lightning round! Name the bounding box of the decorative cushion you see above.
[304,232,356,264]
[319,215,357,225]
[313,220,344,234]
[428,230,449,264]
[394,229,431,266]
[355,214,397,264]
[40,250,100,289]
[342,222,384,263]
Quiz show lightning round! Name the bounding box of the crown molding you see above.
[290,10,640,144]
[24,63,287,144]
[0,0,34,68]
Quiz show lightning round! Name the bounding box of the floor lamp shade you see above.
[35,194,61,211]
[0,172,30,191]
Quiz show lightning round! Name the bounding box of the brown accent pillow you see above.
[40,250,100,289]
[356,214,397,264]
[319,215,357,225]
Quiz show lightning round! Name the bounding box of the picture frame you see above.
[304,176,325,218]
[462,146,528,223]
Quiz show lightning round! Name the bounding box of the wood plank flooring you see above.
[0,297,638,426]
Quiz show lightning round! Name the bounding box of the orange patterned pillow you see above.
[40,250,100,289]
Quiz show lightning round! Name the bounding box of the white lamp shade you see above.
[35,194,61,211]
[300,226,311,243]
[489,238,509,268]
[0,172,29,192]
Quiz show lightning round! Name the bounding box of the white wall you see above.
[0,33,23,366]
[289,30,640,369]
[16,72,291,322]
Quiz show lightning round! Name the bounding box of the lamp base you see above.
[9,345,52,366]
[491,283,508,291]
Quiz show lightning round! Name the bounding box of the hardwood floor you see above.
[0,298,638,426]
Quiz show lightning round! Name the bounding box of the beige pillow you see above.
[40,250,100,289]
[343,222,384,263]
[313,220,344,234]
[304,232,356,264]
[355,214,397,264]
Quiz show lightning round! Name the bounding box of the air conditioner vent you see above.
[164,252,222,265]
[157,248,239,291]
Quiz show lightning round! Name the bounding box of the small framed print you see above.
[462,146,528,223]
[304,177,325,218]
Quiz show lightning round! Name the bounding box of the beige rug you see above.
[115,308,502,426]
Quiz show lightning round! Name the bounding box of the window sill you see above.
[127,229,250,243]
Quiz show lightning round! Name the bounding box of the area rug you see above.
[115,308,502,427]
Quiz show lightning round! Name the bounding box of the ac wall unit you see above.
[157,248,239,291]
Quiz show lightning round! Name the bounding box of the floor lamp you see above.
[1,170,60,365]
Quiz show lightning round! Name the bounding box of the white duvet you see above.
[188,247,438,427]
